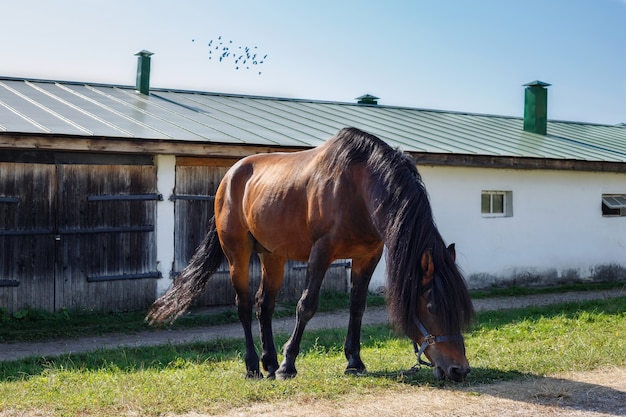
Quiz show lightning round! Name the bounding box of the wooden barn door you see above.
[172,157,349,307]
[172,157,235,306]
[1,153,159,313]
[55,163,159,311]
[0,163,56,312]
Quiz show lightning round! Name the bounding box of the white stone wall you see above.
[370,165,626,289]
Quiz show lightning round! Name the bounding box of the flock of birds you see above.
[193,36,268,75]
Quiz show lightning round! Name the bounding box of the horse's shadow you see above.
[363,366,626,416]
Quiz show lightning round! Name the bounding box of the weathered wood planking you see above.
[0,158,159,313]
[55,164,159,312]
[0,163,56,312]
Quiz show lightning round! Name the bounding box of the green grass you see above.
[0,307,242,343]
[1,282,622,343]
[0,296,624,416]
[469,280,625,299]
[468,296,626,378]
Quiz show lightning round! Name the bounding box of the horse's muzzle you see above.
[434,365,470,382]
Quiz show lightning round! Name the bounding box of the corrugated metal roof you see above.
[1,76,625,163]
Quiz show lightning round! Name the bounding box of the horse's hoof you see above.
[345,358,366,376]
[264,364,279,379]
[275,365,297,380]
[246,370,264,379]
[345,367,366,376]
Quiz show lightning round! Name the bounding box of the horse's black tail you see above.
[146,216,225,325]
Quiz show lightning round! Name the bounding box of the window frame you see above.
[481,190,513,218]
[602,194,626,217]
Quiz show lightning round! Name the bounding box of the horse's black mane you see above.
[324,127,474,335]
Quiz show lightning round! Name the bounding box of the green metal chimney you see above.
[135,50,154,95]
[523,80,550,135]
[356,94,380,105]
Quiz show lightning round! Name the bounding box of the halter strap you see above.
[412,317,464,368]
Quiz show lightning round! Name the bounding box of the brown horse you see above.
[147,127,474,381]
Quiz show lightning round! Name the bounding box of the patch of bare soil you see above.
[210,366,626,417]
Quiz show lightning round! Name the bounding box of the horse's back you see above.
[215,143,381,261]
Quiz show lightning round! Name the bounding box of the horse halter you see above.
[412,317,464,368]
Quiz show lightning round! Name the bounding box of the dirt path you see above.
[1,289,623,362]
[215,367,626,417]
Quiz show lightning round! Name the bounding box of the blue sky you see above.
[3,0,625,124]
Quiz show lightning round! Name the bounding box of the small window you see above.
[481,191,513,217]
[602,194,626,217]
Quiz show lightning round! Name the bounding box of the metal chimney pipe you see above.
[135,50,154,95]
[523,80,550,135]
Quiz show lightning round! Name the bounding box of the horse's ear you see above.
[447,243,456,262]
[421,249,435,281]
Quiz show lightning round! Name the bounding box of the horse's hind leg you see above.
[344,248,383,375]
[223,237,260,378]
[256,253,286,379]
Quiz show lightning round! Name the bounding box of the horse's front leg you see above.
[256,254,286,379]
[276,244,332,380]
[345,248,383,375]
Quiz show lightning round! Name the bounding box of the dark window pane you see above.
[492,193,504,213]
[481,193,491,213]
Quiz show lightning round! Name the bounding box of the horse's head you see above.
[409,244,471,382]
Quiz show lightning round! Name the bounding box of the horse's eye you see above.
[424,289,435,315]
[427,301,435,315]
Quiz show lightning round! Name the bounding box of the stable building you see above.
[1,52,625,313]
